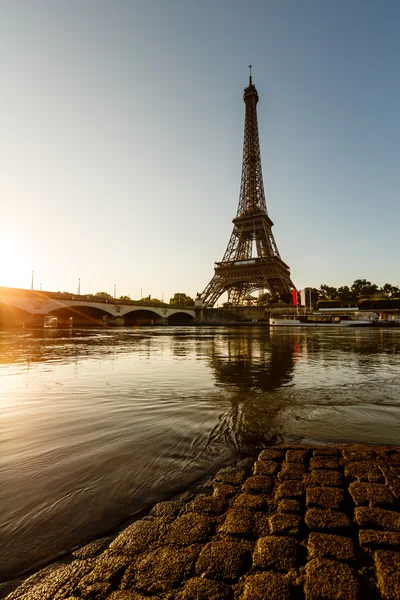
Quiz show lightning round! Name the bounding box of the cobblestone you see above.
[189,494,226,515]
[6,444,400,600]
[354,507,400,531]
[359,529,400,550]
[253,535,297,571]
[232,493,267,511]
[195,539,252,582]
[219,507,255,537]
[269,513,301,536]
[306,486,345,510]
[275,480,304,500]
[241,475,273,494]
[349,481,395,507]
[305,507,351,531]
[278,498,302,513]
[309,457,341,470]
[304,558,360,600]
[374,550,400,600]
[307,469,343,487]
[344,461,384,482]
[241,572,290,599]
[253,459,279,476]
[307,532,356,561]
[279,462,306,480]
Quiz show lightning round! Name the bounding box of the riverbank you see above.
[3,443,399,600]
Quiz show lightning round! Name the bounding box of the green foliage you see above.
[94,291,113,299]
[350,279,378,299]
[380,283,400,298]
[118,295,131,301]
[169,293,195,307]
[257,292,272,306]
[319,284,338,300]
[337,286,352,301]
[136,295,152,304]
[316,281,399,302]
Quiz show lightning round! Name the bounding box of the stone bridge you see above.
[0,287,196,327]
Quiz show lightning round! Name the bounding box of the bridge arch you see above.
[47,305,113,327]
[167,311,196,325]
[123,309,164,326]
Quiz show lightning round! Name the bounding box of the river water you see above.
[1,325,400,582]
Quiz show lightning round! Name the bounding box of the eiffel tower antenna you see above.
[200,70,295,307]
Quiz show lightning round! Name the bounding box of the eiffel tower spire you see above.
[200,70,295,307]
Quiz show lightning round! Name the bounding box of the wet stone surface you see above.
[5,444,400,600]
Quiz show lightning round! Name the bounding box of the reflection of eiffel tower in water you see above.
[200,68,295,307]
[206,329,296,449]
[208,330,295,392]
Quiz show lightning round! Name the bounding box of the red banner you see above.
[292,289,298,306]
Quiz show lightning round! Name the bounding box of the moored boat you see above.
[269,313,373,327]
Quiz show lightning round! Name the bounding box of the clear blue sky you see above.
[1,1,399,302]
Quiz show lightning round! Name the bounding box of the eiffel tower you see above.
[200,68,295,307]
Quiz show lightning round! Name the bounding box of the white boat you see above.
[269,313,373,327]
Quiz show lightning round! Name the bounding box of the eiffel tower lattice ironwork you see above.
[200,68,295,307]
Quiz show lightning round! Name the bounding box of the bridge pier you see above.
[108,316,125,326]
[23,314,45,328]
[56,317,73,328]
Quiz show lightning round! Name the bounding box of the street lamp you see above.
[31,270,34,290]
[114,284,116,299]
[140,288,142,299]
[78,278,81,295]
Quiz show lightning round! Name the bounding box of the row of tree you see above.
[243,279,400,307]
[317,280,400,301]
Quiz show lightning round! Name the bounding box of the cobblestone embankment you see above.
[5,445,400,600]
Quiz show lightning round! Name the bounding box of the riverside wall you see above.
[196,306,298,324]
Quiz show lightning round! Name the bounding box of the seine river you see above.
[1,326,400,583]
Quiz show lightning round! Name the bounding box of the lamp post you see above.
[140,288,142,300]
[114,284,116,299]
[78,278,80,295]
[31,270,34,290]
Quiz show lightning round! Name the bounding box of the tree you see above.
[169,293,195,307]
[118,295,131,301]
[136,295,152,304]
[257,292,272,306]
[319,285,338,300]
[350,279,378,299]
[380,283,400,298]
[278,291,293,305]
[337,286,352,301]
[94,291,113,300]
